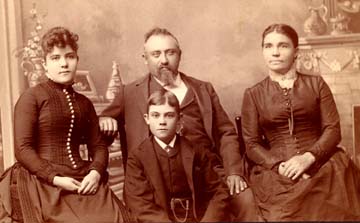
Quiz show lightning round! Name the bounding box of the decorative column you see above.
[0,0,24,169]
[105,61,123,102]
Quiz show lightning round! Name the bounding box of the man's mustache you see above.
[159,67,175,75]
[159,65,171,70]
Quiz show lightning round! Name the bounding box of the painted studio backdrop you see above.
[19,0,310,117]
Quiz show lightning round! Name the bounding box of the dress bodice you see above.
[256,77,323,160]
[14,79,108,183]
[36,82,86,168]
[242,73,341,169]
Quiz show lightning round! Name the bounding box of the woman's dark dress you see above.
[0,80,126,223]
[241,73,360,221]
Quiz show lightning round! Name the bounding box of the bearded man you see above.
[99,27,259,221]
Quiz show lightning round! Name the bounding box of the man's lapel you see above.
[181,73,213,139]
[134,74,150,117]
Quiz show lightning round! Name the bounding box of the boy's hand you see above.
[226,175,248,195]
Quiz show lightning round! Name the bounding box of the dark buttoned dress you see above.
[0,79,127,223]
[241,73,360,221]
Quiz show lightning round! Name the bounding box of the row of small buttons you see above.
[283,89,291,107]
[283,88,302,154]
[283,88,289,96]
[63,88,77,169]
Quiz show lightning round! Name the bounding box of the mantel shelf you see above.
[299,33,360,48]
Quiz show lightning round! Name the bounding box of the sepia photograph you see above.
[0,0,360,222]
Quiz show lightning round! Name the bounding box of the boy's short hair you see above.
[147,89,180,115]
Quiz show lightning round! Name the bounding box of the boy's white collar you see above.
[154,135,177,150]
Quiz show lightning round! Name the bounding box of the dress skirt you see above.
[0,163,130,223]
[249,150,360,221]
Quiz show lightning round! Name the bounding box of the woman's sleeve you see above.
[306,76,341,169]
[241,88,283,170]
[85,100,109,177]
[14,90,58,183]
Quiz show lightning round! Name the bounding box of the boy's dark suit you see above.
[100,72,243,177]
[125,135,230,222]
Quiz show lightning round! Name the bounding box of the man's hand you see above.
[53,176,81,191]
[78,170,101,195]
[226,175,248,195]
[99,116,118,137]
[278,152,315,180]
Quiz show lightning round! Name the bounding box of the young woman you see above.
[241,23,360,221]
[0,27,130,223]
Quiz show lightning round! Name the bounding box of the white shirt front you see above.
[153,73,188,105]
[154,135,177,151]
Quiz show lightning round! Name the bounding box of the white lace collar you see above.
[269,66,297,89]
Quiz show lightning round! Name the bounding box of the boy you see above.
[124,89,230,222]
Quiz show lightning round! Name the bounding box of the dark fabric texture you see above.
[1,164,125,223]
[0,79,127,222]
[241,73,360,221]
[178,87,213,149]
[14,80,109,183]
[124,135,230,222]
[153,141,192,200]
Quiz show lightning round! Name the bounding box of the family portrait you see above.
[0,0,360,222]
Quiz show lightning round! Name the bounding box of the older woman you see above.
[241,23,360,221]
[0,27,129,222]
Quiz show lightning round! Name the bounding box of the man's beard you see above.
[158,68,176,87]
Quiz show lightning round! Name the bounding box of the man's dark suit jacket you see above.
[101,72,243,176]
[125,135,230,222]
